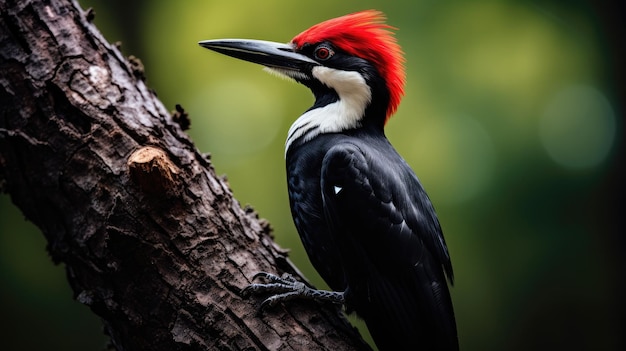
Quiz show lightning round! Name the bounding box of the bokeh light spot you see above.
[540,85,616,169]
[190,78,284,159]
[411,114,495,204]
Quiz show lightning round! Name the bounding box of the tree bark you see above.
[0,0,370,350]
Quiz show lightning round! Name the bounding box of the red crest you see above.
[291,10,406,122]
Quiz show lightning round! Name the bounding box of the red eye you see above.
[314,45,334,60]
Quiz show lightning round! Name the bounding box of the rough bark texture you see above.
[0,0,371,350]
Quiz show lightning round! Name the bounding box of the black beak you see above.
[199,39,318,71]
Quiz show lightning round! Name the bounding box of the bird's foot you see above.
[241,272,345,310]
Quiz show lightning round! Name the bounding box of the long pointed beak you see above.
[198,39,317,71]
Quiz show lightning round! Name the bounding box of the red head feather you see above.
[291,10,406,122]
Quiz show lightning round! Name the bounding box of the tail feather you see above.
[360,261,458,351]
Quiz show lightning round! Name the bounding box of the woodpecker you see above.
[200,10,458,351]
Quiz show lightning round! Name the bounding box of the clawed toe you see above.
[241,271,345,310]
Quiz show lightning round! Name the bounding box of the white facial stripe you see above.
[264,67,308,82]
[312,66,372,126]
[285,66,372,156]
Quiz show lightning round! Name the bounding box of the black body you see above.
[287,126,457,350]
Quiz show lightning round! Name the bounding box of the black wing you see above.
[320,142,458,351]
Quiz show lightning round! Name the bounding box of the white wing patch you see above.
[333,185,343,195]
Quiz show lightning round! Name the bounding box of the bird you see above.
[199,10,458,351]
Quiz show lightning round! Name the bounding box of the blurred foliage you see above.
[1,0,622,350]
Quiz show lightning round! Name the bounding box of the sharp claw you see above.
[259,297,274,311]
[241,271,282,297]
[240,285,253,297]
[251,272,270,281]
[242,271,345,310]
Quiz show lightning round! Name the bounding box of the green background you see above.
[1,0,623,350]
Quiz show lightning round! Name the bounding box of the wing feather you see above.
[320,142,458,350]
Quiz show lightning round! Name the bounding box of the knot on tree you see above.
[128,146,180,195]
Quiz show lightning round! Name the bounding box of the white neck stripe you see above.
[285,67,372,156]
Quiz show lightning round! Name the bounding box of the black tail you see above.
[360,260,458,351]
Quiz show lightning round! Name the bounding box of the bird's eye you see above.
[314,44,334,61]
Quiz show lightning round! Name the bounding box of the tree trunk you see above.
[0,0,370,350]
